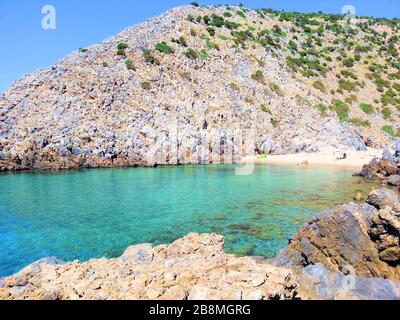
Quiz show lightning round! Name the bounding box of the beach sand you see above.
[241,147,383,170]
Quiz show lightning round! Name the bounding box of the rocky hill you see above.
[1,4,399,171]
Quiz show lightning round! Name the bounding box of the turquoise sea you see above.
[0,164,378,277]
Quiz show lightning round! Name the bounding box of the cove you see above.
[0,164,378,277]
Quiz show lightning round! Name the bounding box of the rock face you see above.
[275,189,400,281]
[356,146,400,186]
[3,4,399,172]
[0,233,297,300]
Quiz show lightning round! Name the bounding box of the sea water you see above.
[0,164,378,277]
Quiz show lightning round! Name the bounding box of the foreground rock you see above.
[0,233,297,300]
[276,189,400,281]
[297,264,400,300]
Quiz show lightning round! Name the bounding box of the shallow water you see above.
[0,164,378,277]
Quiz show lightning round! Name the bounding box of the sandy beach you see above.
[242,147,383,170]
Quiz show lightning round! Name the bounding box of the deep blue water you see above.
[0,164,378,277]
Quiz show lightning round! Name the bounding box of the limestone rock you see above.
[367,189,399,209]
[388,175,400,187]
[275,190,400,281]
[0,233,297,300]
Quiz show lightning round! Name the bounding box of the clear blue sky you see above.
[0,0,399,92]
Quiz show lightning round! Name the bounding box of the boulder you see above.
[275,190,400,280]
[388,175,400,187]
[367,189,399,209]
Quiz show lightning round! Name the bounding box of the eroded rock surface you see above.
[276,189,400,281]
[0,233,297,300]
[356,145,400,186]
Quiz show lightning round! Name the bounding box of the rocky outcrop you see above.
[0,233,297,300]
[276,189,400,281]
[356,143,400,186]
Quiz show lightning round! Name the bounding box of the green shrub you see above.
[117,42,128,50]
[79,48,88,53]
[271,118,279,127]
[349,118,371,127]
[229,83,240,91]
[155,42,173,54]
[338,79,359,92]
[251,70,265,83]
[116,49,126,56]
[382,125,395,137]
[207,27,216,36]
[288,40,297,51]
[331,99,349,122]
[210,14,225,27]
[199,49,209,60]
[381,107,392,119]
[269,82,283,96]
[190,2,199,6]
[143,50,159,64]
[345,95,358,104]
[260,104,271,114]
[184,48,199,59]
[397,128,400,137]
[315,104,328,113]
[359,103,374,114]
[236,10,246,18]
[125,59,135,70]
[141,81,151,90]
[381,90,400,106]
[205,38,219,50]
[342,57,355,67]
[313,80,326,93]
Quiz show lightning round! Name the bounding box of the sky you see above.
[0,0,399,93]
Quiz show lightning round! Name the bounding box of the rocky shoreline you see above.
[1,186,399,300]
[1,146,400,300]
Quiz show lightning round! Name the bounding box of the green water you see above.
[0,164,378,277]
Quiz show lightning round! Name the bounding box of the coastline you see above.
[241,147,383,170]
